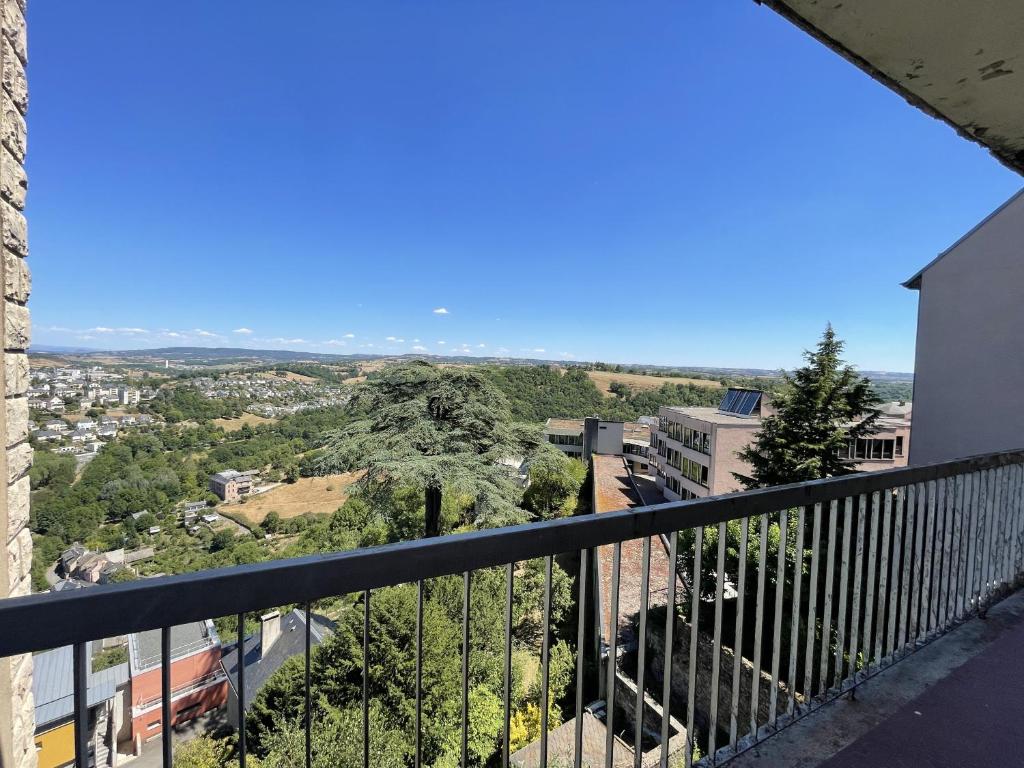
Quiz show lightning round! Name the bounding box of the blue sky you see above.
[27,2,1021,372]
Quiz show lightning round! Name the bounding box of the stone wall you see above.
[0,0,32,766]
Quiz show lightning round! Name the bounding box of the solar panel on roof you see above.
[736,390,760,415]
[719,390,739,412]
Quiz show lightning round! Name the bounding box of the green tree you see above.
[736,325,881,489]
[521,448,586,520]
[316,363,539,537]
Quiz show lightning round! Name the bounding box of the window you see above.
[896,436,904,457]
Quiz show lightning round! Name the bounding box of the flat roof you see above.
[130,620,218,673]
[662,406,763,426]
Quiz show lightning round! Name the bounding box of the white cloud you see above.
[520,348,546,354]
[45,325,75,333]
[411,345,428,352]
[437,341,446,345]
[87,326,150,335]
[477,343,486,348]
[193,329,220,338]
[412,338,420,343]
[385,336,397,342]
[432,307,449,315]
[323,339,347,346]
[163,331,184,339]
[560,352,575,358]
[343,333,355,338]
[233,327,253,335]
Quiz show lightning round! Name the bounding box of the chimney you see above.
[260,611,281,658]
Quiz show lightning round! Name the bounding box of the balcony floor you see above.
[732,588,1024,767]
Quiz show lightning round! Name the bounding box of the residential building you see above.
[543,418,651,473]
[127,621,228,746]
[220,609,334,728]
[208,470,256,501]
[32,644,129,768]
[117,387,140,406]
[904,189,1024,465]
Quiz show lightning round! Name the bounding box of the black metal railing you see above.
[2,450,1023,768]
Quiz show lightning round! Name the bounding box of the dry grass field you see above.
[585,370,721,396]
[213,412,278,431]
[233,473,363,523]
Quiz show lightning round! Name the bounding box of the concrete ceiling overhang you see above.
[758,0,1024,175]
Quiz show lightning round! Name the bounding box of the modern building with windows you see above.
[650,388,769,501]
[543,418,651,473]
[652,389,914,501]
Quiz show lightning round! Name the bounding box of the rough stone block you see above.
[1,37,25,114]
[7,473,28,539]
[8,570,29,596]
[4,299,28,349]
[1,92,25,162]
[2,200,26,256]
[0,147,26,210]
[6,393,26,447]
[4,248,28,301]
[6,439,29,483]
[4,350,27,394]
[7,525,30,586]
[3,0,25,66]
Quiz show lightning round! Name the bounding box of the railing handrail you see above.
[1,449,1021,658]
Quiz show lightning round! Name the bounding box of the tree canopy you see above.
[315,363,541,536]
[736,325,881,488]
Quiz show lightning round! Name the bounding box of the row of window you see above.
[665,449,710,487]
[665,476,702,500]
[661,421,711,455]
[623,442,648,457]
[838,436,904,461]
[547,433,583,447]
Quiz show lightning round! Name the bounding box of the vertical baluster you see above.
[708,523,728,757]
[848,496,866,680]
[634,538,651,768]
[1007,466,1019,587]
[769,511,789,723]
[833,499,852,689]
[973,471,986,611]
[886,488,904,660]
[576,550,589,768]
[750,516,769,734]
[819,501,838,695]
[730,518,750,747]
[164,626,175,768]
[363,591,370,768]
[863,493,880,674]
[874,491,891,667]
[685,526,704,768]
[462,572,471,768]
[909,484,926,646]
[920,480,936,640]
[899,485,916,654]
[998,466,1010,589]
[787,507,805,714]
[786,512,802,716]
[235,617,245,768]
[660,533,679,768]
[965,472,979,612]
[980,470,995,607]
[417,581,426,768]
[541,556,553,768]
[803,504,822,701]
[949,475,965,622]
[73,642,89,768]
[305,603,312,768]
[935,479,951,632]
[1014,465,1024,584]
[606,544,622,768]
